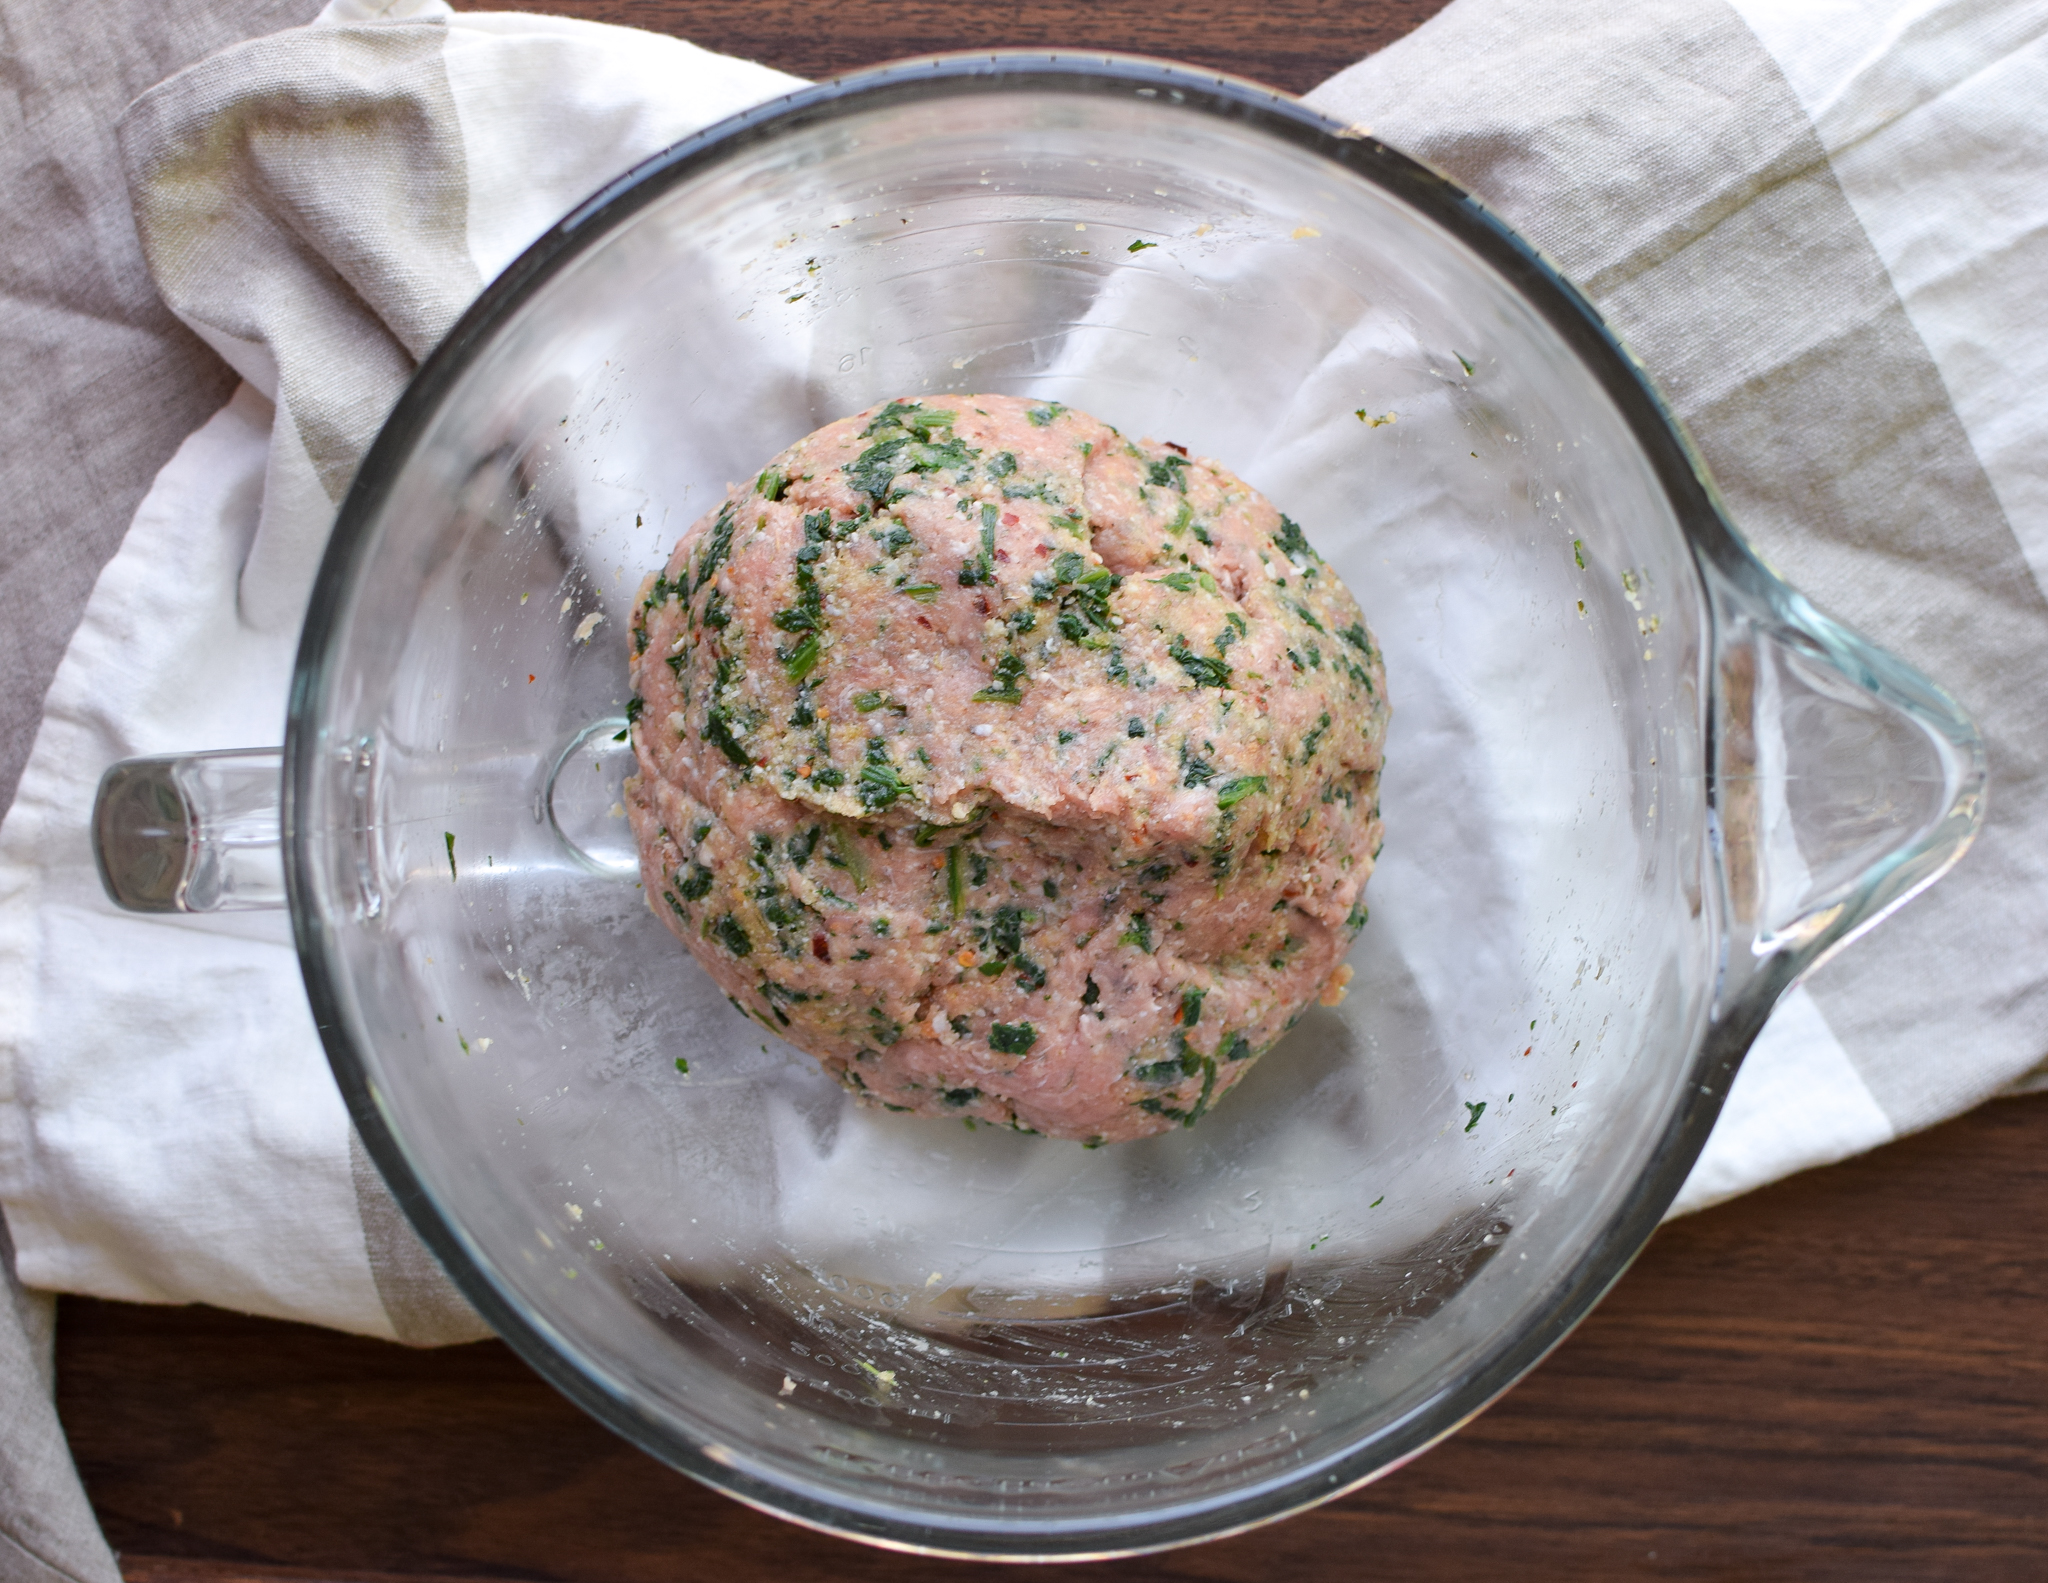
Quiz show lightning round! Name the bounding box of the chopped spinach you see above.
[1146,453,1192,492]
[1272,513,1320,566]
[973,651,1028,704]
[857,737,911,812]
[1168,633,1232,689]
[690,502,737,595]
[861,400,956,441]
[989,1021,1037,1054]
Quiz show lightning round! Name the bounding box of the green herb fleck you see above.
[443,831,457,880]
[1146,453,1192,492]
[1272,514,1320,566]
[1463,1101,1486,1133]
[1169,634,1232,689]
[989,1021,1037,1054]
[1215,774,1265,809]
[973,651,1028,704]
[857,737,911,812]
[778,630,820,683]
[713,914,753,957]
[1119,912,1154,953]
[1127,239,1157,253]
[691,502,737,595]
[862,400,956,441]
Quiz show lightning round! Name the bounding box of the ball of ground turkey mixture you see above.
[623,394,1387,1144]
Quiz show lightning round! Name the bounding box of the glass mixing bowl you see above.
[95,55,1983,1558]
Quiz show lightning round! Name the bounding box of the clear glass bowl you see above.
[260,56,1980,1558]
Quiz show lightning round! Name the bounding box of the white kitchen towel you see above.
[1,0,2043,1347]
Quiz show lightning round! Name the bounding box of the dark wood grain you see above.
[447,0,1453,97]
[61,1093,2048,1582]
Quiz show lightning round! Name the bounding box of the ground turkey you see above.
[624,394,1387,1144]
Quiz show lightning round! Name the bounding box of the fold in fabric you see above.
[1312,0,2048,1209]
[0,0,802,1342]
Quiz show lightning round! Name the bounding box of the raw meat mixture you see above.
[624,394,1387,1143]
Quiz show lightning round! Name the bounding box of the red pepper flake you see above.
[994,547,1010,562]
[811,931,831,962]
[1033,543,1052,556]
[916,615,933,629]
[1164,440,1188,457]
[1001,512,1019,527]
[527,674,536,683]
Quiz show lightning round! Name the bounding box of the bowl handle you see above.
[93,749,284,913]
[1709,560,1985,997]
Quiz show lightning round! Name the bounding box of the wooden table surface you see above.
[54,1,2048,1579]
